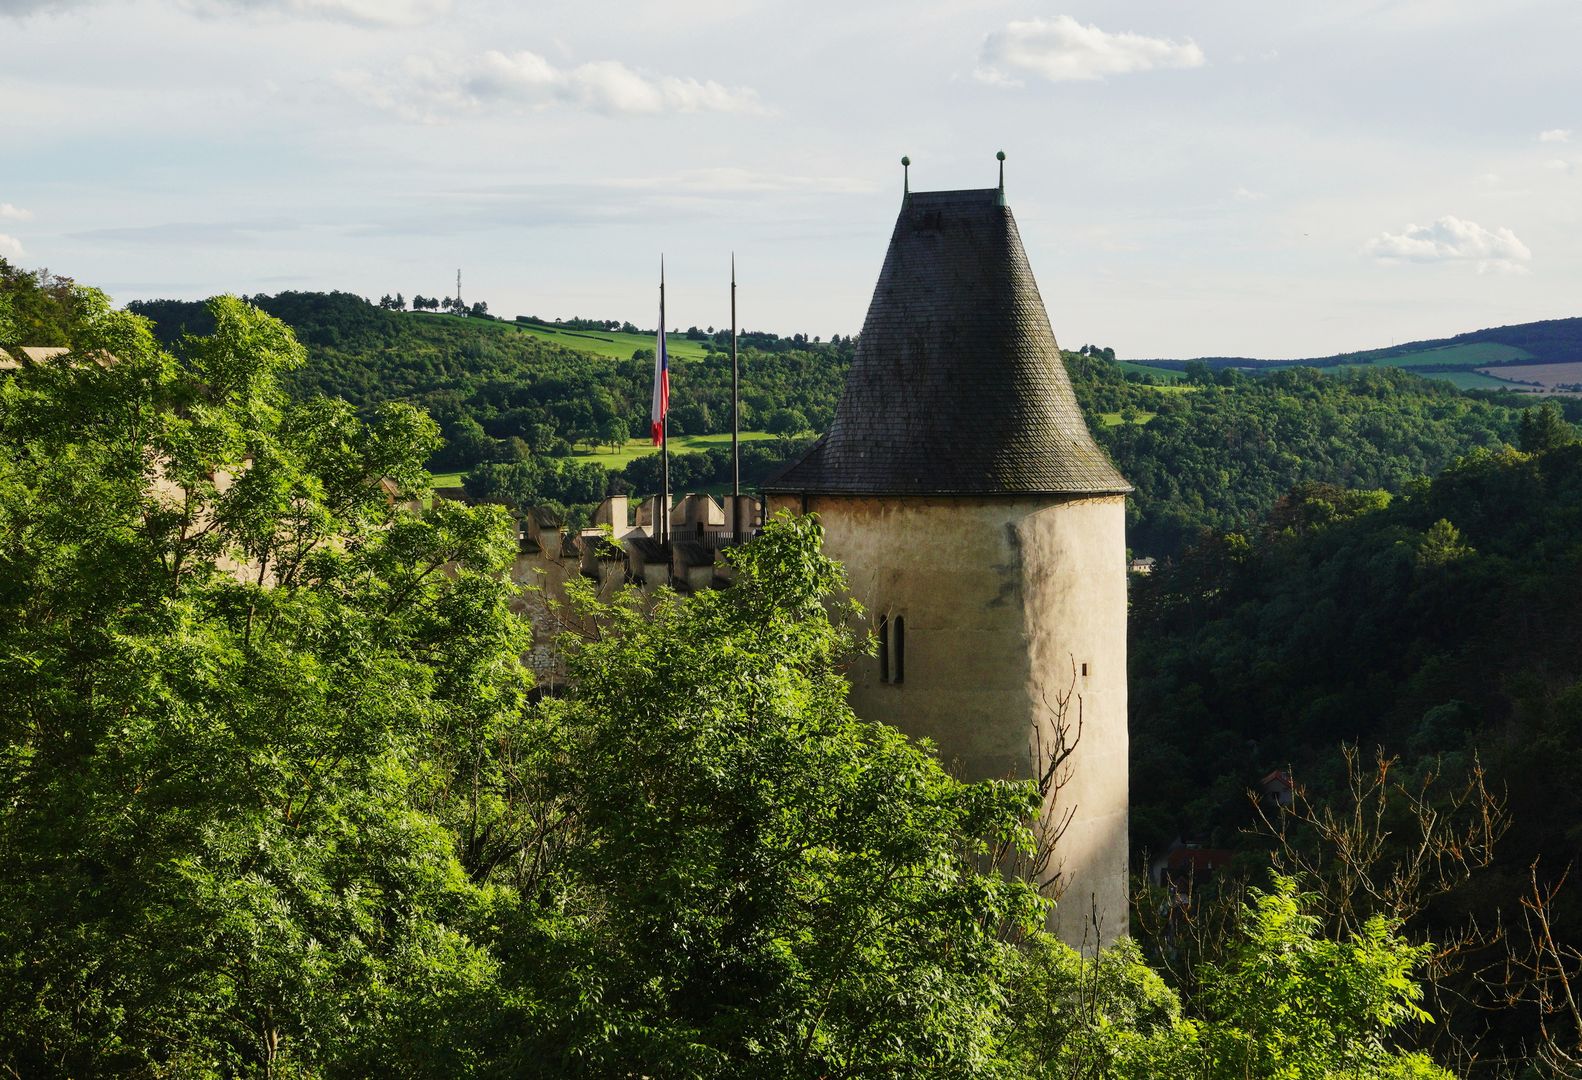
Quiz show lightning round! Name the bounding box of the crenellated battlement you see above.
[498,491,766,685]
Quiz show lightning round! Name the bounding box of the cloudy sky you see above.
[3,0,1579,358]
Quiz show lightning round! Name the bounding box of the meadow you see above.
[428,431,781,487]
[412,311,714,363]
[570,430,780,470]
[1347,341,1534,367]
[1113,359,1183,381]
[1480,360,1582,391]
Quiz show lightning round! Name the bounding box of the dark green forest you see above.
[1132,436,1582,852]
[1129,418,1582,1070]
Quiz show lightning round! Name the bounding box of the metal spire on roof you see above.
[901,155,910,199]
[996,150,1006,207]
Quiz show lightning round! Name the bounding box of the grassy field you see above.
[1423,369,1526,390]
[408,312,715,363]
[1113,360,1185,382]
[1098,411,1156,426]
[1358,342,1534,368]
[571,431,781,471]
[1479,361,1582,392]
[425,432,783,486]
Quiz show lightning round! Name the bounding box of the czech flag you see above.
[650,308,669,445]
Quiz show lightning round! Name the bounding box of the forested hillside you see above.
[128,291,849,459]
[1069,352,1534,555]
[1136,315,1582,370]
[113,286,1559,557]
[1133,426,1582,847]
[1129,416,1582,1066]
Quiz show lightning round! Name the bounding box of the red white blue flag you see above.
[650,295,669,445]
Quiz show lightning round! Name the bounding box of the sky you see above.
[3,0,1580,359]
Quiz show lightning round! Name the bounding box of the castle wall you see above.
[766,492,1130,947]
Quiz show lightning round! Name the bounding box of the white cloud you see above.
[0,233,25,259]
[1232,186,1266,201]
[976,16,1205,84]
[340,49,762,119]
[1539,128,1572,143]
[1363,215,1532,275]
[190,0,450,25]
[600,167,875,195]
[1545,159,1573,174]
[0,0,81,13]
[1,0,450,24]
[0,203,31,221]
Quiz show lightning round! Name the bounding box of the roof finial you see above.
[901,155,910,199]
[996,150,1006,206]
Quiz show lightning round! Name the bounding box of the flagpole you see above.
[731,253,740,501]
[660,256,670,547]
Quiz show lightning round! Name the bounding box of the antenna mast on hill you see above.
[456,268,463,313]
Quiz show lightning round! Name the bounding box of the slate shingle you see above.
[765,188,1131,496]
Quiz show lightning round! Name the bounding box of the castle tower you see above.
[763,179,1132,946]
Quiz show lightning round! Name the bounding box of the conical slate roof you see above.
[765,187,1130,497]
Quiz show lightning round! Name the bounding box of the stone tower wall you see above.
[767,491,1130,947]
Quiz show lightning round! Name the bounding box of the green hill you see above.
[128,292,848,457]
[404,310,715,364]
[1137,315,1582,390]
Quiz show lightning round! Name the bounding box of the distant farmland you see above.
[410,311,713,363]
[1370,342,1533,367]
[1479,361,1582,393]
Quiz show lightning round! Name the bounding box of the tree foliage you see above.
[0,293,533,1074]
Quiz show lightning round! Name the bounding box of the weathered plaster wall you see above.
[767,493,1130,946]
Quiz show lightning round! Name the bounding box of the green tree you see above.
[1519,400,1578,452]
[1193,877,1448,1080]
[766,406,808,435]
[1416,517,1473,566]
[1001,877,1450,1079]
[0,294,532,1075]
[0,260,80,347]
[502,513,1050,1076]
[463,458,542,508]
